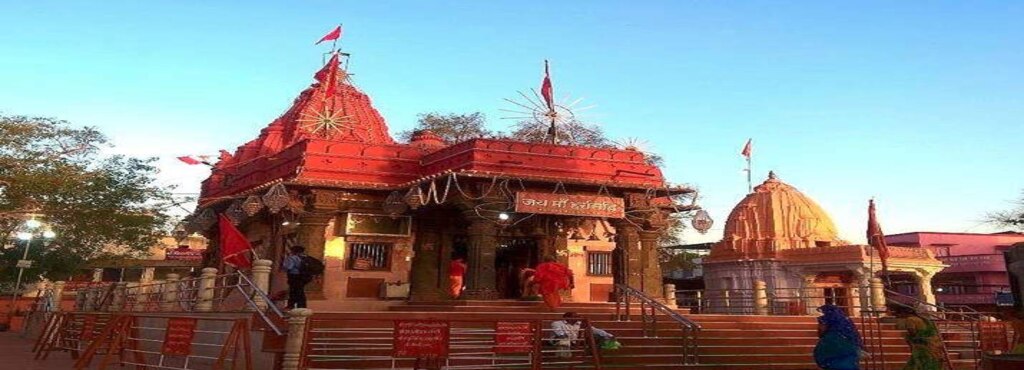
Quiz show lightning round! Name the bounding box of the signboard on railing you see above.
[494,321,533,353]
[162,317,198,356]
[514,192,625,218]
[979,321,1009,352]
[394,320,449,358]
[165,246,204,261]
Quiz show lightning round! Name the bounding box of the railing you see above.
[886,289,981,370]
[302,315,603,370]
[676,286,869,316]
[73,270,285,335]
[614,284,700,364]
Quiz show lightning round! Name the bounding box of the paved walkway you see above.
[0,332,75,369]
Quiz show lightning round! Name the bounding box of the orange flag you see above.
[315,25,342,45]
[540,60,554,111]
[741,138,752,159]
[218,214,253,269]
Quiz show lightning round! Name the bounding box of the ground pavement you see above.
[0,332,75,369]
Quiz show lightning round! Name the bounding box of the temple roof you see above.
[198,56,681,205]
[709,172,842,260]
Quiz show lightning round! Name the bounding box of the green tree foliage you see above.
[0,115,172,285]
[991,190,1024,231]
[398,112,492,144]
[509,118,611,147]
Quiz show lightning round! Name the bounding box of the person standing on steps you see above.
[889,304,944,370]
[533,256,573,310]
[449,256,467,299]
[280,245,324,309]
[814,303,863,370]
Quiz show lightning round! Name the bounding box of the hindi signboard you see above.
[979,321,1009,353]
[161,317,199,356]
[394,320,449,358]
[514,192,625,218]
[494,321,533,354]
[165,247,204,261]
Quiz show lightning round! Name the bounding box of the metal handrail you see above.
[615,284,700,364]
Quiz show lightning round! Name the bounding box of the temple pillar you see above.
[915,269,937,306]
[853,269,871,317]
[553,229,573,302]
[409,219,444,301]
[611,220,642,289]
[801,275,818,315]
[462,213,499,300]
[638,230,664,299]
[296,213,332,300]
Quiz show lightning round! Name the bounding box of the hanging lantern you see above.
[225,201,247,224]
[242,195,264,216]
[262,183,290,214]
[691,209,713,234]
[404,186,424,210]
[383,191,409,216]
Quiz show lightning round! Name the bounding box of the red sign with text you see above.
[394,320,449,358]
[80,315,97,341]
[515,192,625,218]
[494,321,533,353]
[979,322,1009,352]
[161,317,199,356]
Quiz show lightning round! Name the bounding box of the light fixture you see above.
[42,229,56,239]
[497,212,510,221]
[24,219,42,229]
[16,232,33,241]
[935,287,944,293]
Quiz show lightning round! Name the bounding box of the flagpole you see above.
[746,155,752,193]
[331,23,342,53]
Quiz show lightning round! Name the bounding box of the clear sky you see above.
[2,1,1022,244]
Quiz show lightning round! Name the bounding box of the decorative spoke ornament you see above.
[404,186,424,210]
[691,209,713,234]
[242,195,264,216]
[262,183,290,214]
[297,107,357,138]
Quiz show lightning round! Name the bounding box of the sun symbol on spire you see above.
[298,108,358,138]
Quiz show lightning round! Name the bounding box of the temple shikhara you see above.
[703,172,946,314]
[192,51,694,306]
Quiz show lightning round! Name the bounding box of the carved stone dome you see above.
[709,172,842,261]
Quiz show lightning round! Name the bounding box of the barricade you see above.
[301,314,603,370]
[33,312,114,360]
[72,314,252,370]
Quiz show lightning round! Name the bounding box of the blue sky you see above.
[2,1,1022,243]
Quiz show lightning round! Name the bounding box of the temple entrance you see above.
[495,238,539,299]
[823,287,852,313]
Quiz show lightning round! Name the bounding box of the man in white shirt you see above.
[550,312,616,356]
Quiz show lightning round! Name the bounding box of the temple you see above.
[703,172,946,313]
[191,53,695,306]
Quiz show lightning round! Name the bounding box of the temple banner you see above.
[165,246,204,261]
[494,321,533,354]
[514,192,624,218]
[162,317,199,356]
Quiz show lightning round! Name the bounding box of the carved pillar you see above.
[462,212,499,300]
[195,267,218,312]
[252,259,273,310]
[611,220,641,289]
[753,280,769,315]
[638,230,664,298]
[801,275,818,315]
[282,308,313,370]
[161,273,180,311]
[409,219,444,301]
[52,281,65,312]
[915,270,937,306]
[853,269,870,317]
[296,213,333,300]
[870,277,887,312]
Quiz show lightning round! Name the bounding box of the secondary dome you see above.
[710,172,842,260]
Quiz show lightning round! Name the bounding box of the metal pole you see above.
[9,237,32,313]
[746,156,752,193]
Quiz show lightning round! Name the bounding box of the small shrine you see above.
[189,49,695,305]
[703,172,946,313]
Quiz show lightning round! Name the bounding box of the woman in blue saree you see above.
[814,304,863,370]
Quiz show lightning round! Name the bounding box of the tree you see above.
[509,118,611,147]
[991,190,1024,231]
[398,112,492,144]
[0,115,172,287]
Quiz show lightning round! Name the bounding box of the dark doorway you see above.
[495,238,539,299]
[823,287,852,313]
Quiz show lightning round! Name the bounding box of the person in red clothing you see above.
[449,257,467,298]
[533,257,573,310]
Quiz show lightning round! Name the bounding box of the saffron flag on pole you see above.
[867,199,890,276]
[741,139,752,159]
[177,156,201,165]
[540,60,554,111]
[313,52,341,98]
[315,25,342,45]
[218,214,253,269]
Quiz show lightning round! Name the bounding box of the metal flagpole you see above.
[746,156,752,193]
